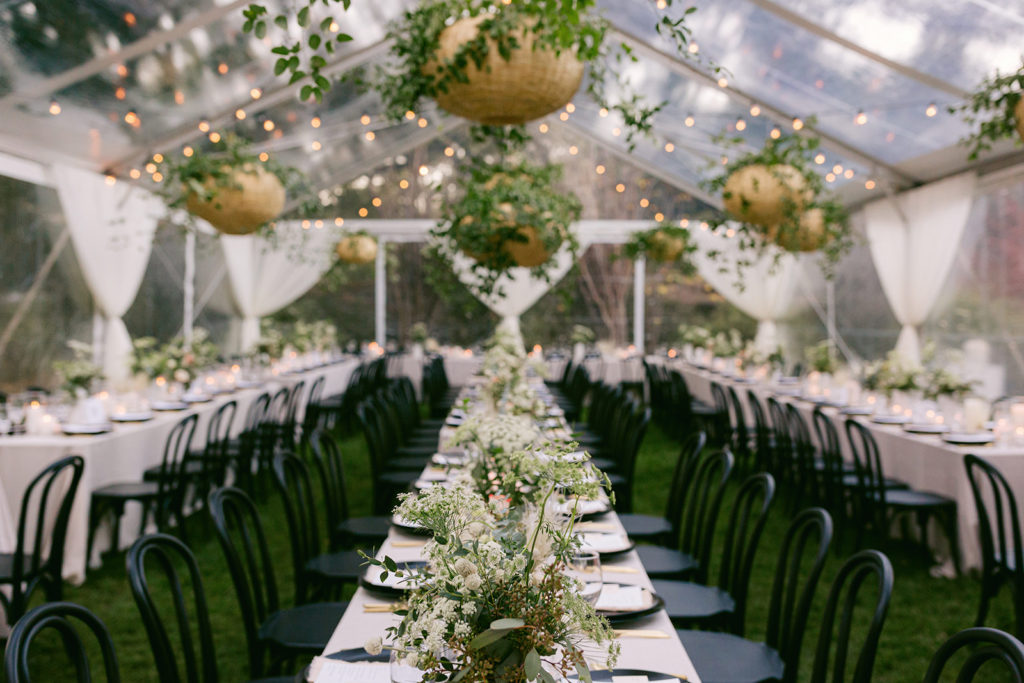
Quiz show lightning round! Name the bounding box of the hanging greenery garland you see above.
[434,159,581,298]
[952,63,1024,160]
[703,128,852,274]
[242,0,709,148]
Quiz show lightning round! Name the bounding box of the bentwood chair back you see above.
[965,454,1024,636]
[4,601,120,683]
[664,431,708,542]
[810,549,894,683]
[270,453,323,605]
[0,455,84,625]
[678,448,735,584]
[746,390,773,473]
[126,534,217,683]
[923,627,1024,682]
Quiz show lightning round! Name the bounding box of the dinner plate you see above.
[151,401,188,411]
[841,406,874,416]
[595,583,666,624]
[903,423,950,435]
[557,497,611,518]
[942,432,995,445]
[236,380,263,389]
[569,669,683,682]
[579,532,635,558]
[110,412,154,423]
[62,423,112,435]
[871,414,910,425]
[432,452,468,466]
[445,416,465,427]
[181,394,212,404]
[360,561,429,595]
[391,515,432,536]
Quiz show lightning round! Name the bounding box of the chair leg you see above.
[943,507,962,576]
[976,572,995,627]
[86,499,106,570]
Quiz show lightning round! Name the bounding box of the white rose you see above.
[364,636,383,656]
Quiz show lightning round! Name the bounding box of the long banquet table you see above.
[315,388,702,682]
[0,358,359,584]
[659,356,1024,572]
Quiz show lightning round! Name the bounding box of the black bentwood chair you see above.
[653,472,776,634]
[126,533,294,683]
[677,507,833,683]
[924,627,1024,682]
[0,455,84,626]
[208,487,348,678]
[4,601,119,683]
[965,453,1024,637]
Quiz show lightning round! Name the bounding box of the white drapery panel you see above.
[862,172,976,364]
[690,227,820,352]
[52,165,162,381]
[448,233,591,339]
[222,221,341,351]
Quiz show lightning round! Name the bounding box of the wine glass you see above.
[566,550,603,605]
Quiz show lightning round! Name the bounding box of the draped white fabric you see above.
[222,221,341,350]
[690,227,819,352]
[52,165,162,381]
[862,172,976,364]
[449,240,585,333]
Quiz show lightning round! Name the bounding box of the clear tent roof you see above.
[1,0,1023,210]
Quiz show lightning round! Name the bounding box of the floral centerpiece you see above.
[363,457,618,682]
[861,351,921,397]
[410,322,430,345]
[707,328,745,358]
[921,367,974,401]
[569,325,595,346]
[52,341,103,397]
[621,223,697,270]
[130,329,219,385]
[738,340,784,373]
[253,322,285,361]
[805,340,839,375]
[678,324,711,349]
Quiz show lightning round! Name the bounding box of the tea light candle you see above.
[39,414,57,435]
[963,398,990,433]
[25,401,43,434]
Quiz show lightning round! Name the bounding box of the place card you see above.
[308,659,390,683]
[596,585,647,611]
[580,532,630,553]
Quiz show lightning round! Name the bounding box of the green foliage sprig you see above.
[951,63,1024,160]
[53,341,103,396]
[620,223,697,273]
[434,159,582,299]
[703,126,852,279]
[242,0,353,103]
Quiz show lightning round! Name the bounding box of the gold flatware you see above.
[363,603,402,613]
[612,629,671,639]
[576,522,617,531]
[391,540,427,548]
[602,565,640,574]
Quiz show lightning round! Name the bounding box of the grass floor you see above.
[3,422,1017,681]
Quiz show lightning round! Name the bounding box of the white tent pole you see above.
[375,237,387,347]
[633,256,646,353]
[183,231,196,348]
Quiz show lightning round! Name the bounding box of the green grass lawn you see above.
[2,422,1016,681]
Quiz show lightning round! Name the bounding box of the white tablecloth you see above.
[0,358,358,584]
[661,358,1024,571]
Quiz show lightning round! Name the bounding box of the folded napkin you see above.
[308,659,389,683]
[596,585,647,612]
[558,498,607,515]
[580,532,629,553]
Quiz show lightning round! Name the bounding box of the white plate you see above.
[151,401,188,411]
[579,532,632,554]
[182,394,212,404]
[236,380,263,389]
[872,414,910,425]
[942,432,996,445]
[110,412,154,423]
[62,423,112,435]
[557,498,609,516]
[841,406,874,416]
[903,423,950,435]
[432,452,467,466]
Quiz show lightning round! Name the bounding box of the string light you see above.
[152,153,164,163]
[654,212,665,222]
[174,91,184,105]
[679,218,689,227]
[258,152,269,162]
[664,142,675,152]
[854,110,868,125]
[792,117,804,130]
[749,104,761,117]
[444,147,455,157]
[825,172,836,182]
[559,112,569,121]
[311,140,322,151]
[360,114,371,125]
[418,165,429,176]
[595,165,606,175]
[217,62,228,75]
[735,118,746,131]
[405,110,416,120]
[123,12,136,26]
[612,127,621,137]
[832,164,843,174]
[925,103,937,117]
[151,172,163,182]
[145,163,157,173]
[688,43,699,54]
[684,115,695,127]
[717,77,728,88]
[104,174,117,186]
[568,146,579,155]
[358,208,368,217]
[302,220,311,229]
[124,111,140,127]
[335,217,344,226]
[770,127,781,139]
[865,179,876,190]
[311,116,321,128]
[250,88,262,99]
[399,179,409,189]
[198,120,210,132]
[615,183,625,193]
[844,169,854,179]
[235,109,246,120]
[116,64,128,77]
[208,132,221,143]
[814,153,826,165]
[263,120,275,131]
[372,197,382,207]
[599,108,609,117]
[538,123,549,133]
[417,117,428,128]
[315,220,323,228]
[329,21,339,32]
[129,168,141,179]
[182,146,194,157]
[640,198,650,208]
[115,87,126,100]
[566,103,576,113]
[365,131,375,141]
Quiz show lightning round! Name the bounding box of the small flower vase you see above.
[412,342,424,363]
